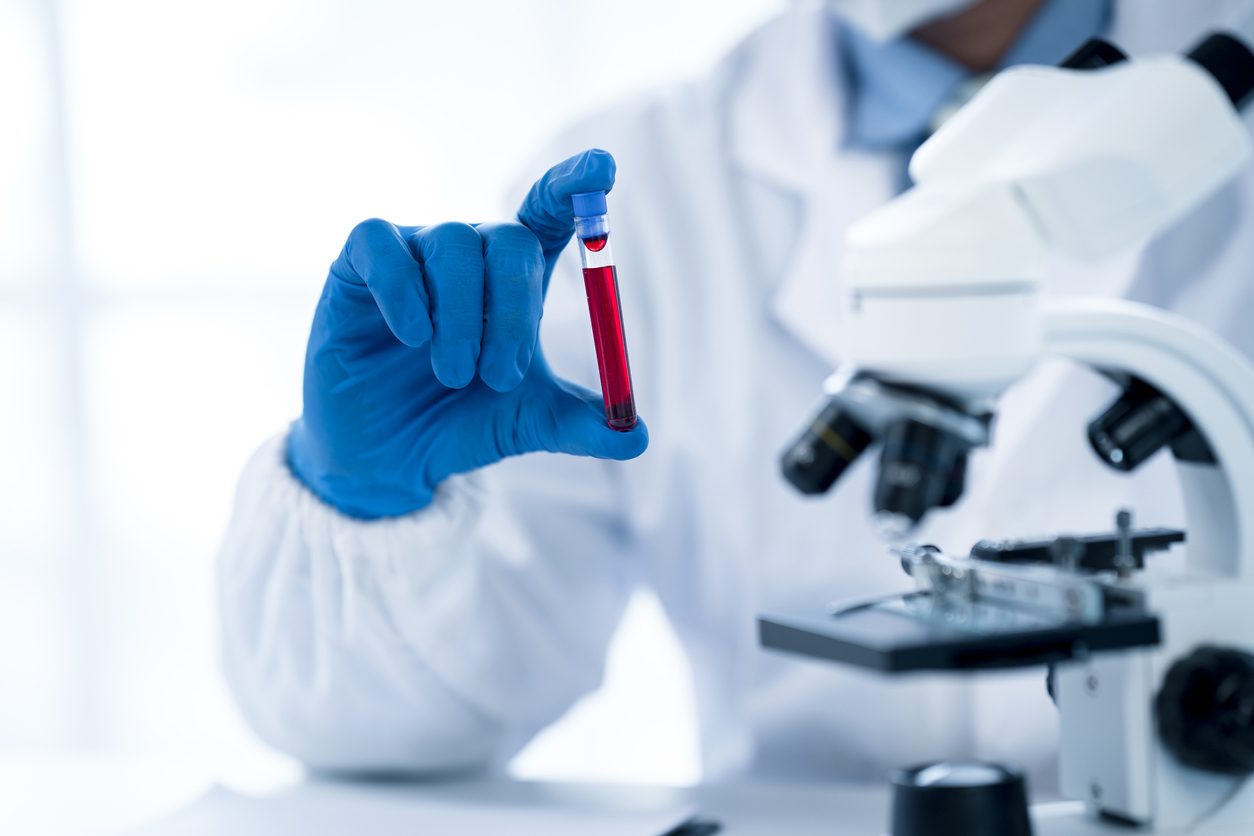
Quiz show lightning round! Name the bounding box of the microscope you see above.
[764,30,1254,835]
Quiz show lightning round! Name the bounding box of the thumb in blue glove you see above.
[288,149,648,519]
[519,148,616,291]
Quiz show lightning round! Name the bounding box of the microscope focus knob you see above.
[890,761,1031,836]
[1157,646,1254,775]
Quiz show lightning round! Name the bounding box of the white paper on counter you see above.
[124,782,696,836]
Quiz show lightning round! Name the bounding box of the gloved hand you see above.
[288,149,648,519]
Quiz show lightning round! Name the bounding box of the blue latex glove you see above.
[289,149,648,519]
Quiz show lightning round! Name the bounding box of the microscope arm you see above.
[1043,298,1254,580]
[1037,298,1254,829]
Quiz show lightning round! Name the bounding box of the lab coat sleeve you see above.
[218,100,663,773]
[217,420,638,773]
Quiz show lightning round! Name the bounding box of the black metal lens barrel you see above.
[1189,33,1254,109]
[1088,378,1193,472]
[939,450,968,508]
[1062,33,1254,111]
[1060,37,1127,70]
[780,398,873,495]
[874,419,963,535]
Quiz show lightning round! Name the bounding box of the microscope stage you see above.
[759,594,1160,672]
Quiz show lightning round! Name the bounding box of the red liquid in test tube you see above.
[572,191,636,431]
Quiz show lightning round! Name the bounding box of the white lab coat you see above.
[218,0,1254,790]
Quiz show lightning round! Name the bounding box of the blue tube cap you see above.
[571,190,607,218]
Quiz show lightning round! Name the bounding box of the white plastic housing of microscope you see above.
[840,55,1252,404]
[836,51,1254,833]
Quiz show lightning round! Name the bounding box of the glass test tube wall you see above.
[572,190,637,431]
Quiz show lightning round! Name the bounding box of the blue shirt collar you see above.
[840,0,1111,151]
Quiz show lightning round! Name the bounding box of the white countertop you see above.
[1,751,1103,836]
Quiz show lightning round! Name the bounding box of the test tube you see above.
[572,190,637,431]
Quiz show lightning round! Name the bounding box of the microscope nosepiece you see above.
[783,375,986,533]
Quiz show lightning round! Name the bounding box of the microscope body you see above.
[783,50,1254,537]
[769,38,1254,833]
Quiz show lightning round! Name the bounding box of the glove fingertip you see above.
[395,314,434,348]
[573,147,616,185]
[554,149,616,204]
[478,360,525,393]
[374,282,434,347]
[520,150,618,235]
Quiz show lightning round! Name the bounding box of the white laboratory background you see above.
[0,0,786,792]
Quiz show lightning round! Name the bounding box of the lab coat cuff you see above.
[261,432,488,591]
[264,433,504,722]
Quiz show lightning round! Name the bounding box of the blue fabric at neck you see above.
[840,0,1111,152]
